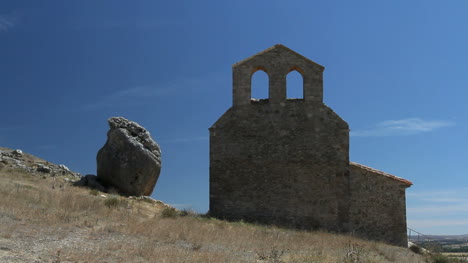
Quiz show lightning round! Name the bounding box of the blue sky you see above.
[1,1,467,235]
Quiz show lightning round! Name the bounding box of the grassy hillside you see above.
[0,162,443,262]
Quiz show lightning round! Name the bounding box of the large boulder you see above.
[97,117,162,196]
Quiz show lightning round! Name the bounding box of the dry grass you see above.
[0,167,430,263]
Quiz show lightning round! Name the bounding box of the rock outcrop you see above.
[0,147,81,179]
[96,117,162,196]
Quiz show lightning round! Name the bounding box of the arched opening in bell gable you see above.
[286,68,304,99]
[251,68,269,100]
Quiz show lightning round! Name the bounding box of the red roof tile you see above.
[350,162,413,186]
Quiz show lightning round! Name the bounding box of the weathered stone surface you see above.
[96,117,161,196]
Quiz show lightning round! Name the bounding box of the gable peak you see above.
[232,44,324,69]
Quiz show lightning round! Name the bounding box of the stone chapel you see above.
[209,44,412,247]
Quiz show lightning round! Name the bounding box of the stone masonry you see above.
[349,162,412,247]
[209,44,412,246]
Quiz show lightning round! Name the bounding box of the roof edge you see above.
[350,162,413,186]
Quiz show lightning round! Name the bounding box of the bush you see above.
[161,207,178,218]
[139,197,154,203]
[135,196,156,204]
[430,253,452,263]
[178,209,198,217]
[409,244,422,254]
[255,246,286,263]
[89,189,99,196]
[343,241,367,263]
[104,195,127,208]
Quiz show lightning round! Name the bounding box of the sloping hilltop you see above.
[0,147,431,263]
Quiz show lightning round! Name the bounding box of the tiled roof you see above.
[350,162,413,186]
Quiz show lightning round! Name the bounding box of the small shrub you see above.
[410,244,422,254]
[134,196,157,204]
[161,207,178,218]
[52,250,61,263]
[107,187,120,195]
[430,253,453,263]
[139,197,154,203]
[255,246,287,263]
[233,219,251,227]
[192,243,203,251]
[343,241,367,263]
[104,195,126,208]
[82,219,94,228]
[89,189,99,196]
[178,209,198,217]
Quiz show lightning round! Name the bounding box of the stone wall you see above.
[349,163,411,247]
[210,101,349,231]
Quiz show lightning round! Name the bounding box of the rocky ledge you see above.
[0,147,81,181]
